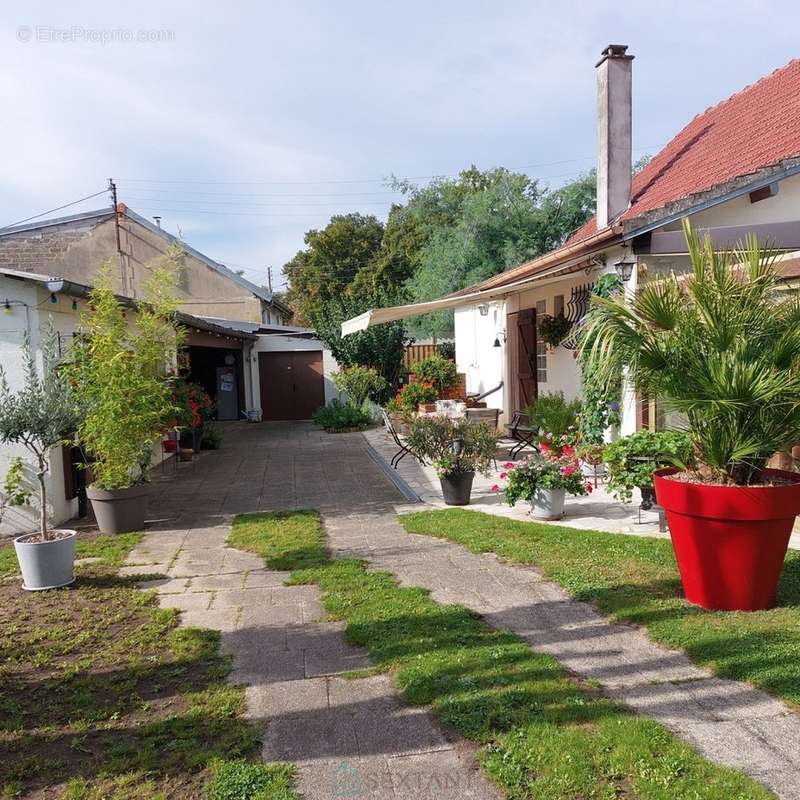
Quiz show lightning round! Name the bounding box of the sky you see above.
[1,1,799,292]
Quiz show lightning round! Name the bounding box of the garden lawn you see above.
[0,532,296,800]
[400,509,800,709]
[231,510,774,800]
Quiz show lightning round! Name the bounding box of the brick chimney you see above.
[596,44,634,228]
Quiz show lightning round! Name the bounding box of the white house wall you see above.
[454,302,506,414]
[0,280,81,535]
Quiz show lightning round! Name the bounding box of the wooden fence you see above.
[403,343,439,368]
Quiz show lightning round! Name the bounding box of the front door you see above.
[259,350,325,420]
[216,366,239,420]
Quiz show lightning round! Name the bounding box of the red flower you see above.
[503,461,515,469]
[585,483,593,493]
[490,484,500,493]
[561,445,575,458]
[540,441,550,452]
[499,472,507,479]
[561,466,576,476]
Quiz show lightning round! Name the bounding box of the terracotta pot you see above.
[654,467,800,611]
[418,403,437,413]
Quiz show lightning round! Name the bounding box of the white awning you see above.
[341,289,508,335]
[341,264,587,335]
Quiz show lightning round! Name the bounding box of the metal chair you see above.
[382,409,423,469]
[505,411,539,459]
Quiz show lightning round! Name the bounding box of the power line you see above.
[113,146,660,187]
[121,195,398,209]
[0,188,109,232]
[116,185,405,199]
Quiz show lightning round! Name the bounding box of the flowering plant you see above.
[171,379,214,430]
[497,452,592,507]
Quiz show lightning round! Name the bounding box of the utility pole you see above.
[108,178,126,293]
[267,266,273,294]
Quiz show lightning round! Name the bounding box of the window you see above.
[554,294,565,317]
[535,300,547,384]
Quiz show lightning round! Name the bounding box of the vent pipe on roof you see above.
[153,216,162,228]
[596,44,634,229]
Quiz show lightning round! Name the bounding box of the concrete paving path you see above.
[122,422,501,800]
[122,421,800,799]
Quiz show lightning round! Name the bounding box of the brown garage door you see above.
[259,351,325,420]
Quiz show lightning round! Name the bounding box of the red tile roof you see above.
[568,58,800,245]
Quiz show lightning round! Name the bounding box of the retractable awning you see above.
[341,256,601,335]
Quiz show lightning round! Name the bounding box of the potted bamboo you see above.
[70,251,184,534]
[0,327,82,590]
[582,220,800,610]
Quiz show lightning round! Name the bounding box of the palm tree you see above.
[580,219,800,485]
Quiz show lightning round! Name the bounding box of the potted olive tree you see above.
[582,220,800,611]
[71,251,183,534]
[406,416,497,505]
[0,327,83,590]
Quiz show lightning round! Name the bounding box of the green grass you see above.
[229,510,327,571]
[0,531,297,799]
[399,509,800,709]
[0,531,143,578]
[231,510,773,800]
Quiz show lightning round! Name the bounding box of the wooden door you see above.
[517,308,538,408]
[259,351,325,420]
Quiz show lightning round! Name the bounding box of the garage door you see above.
[259,351,325,421]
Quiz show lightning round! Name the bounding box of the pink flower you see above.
[585,483,593,493]
[499,471,507,479]
[561,445,575,458]
[540,441,550,452]
[561,465,576,476]
[503,461,515,469]
[490,484,500,493]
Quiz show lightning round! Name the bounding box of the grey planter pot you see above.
[440,471,475,505]
[14,530,76,591]
[530,488,566,520]
[87,484,149,534]
[580,460,606,480]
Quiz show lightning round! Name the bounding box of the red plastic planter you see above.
[654,467,800,611]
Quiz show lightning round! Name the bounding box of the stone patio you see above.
[120,421,800,799]
[362,426,800,549]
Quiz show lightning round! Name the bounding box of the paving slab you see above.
[123,422,495,800]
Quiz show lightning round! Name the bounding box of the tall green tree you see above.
[282,213,384,325]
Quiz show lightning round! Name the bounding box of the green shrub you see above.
[312,399,372,432]
[436,341,456,360]
[392,381,437,412]
[409,355,459,392]
[604,430,693,503]
[331,365,387,407]
[201,423,223,450]
[525,391,581,438]
[405,416,497,478]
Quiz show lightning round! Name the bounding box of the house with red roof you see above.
[343,45,800,435]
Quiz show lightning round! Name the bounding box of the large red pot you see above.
[654,467,800,611]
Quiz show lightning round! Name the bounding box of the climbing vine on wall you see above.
[577,273,624,443]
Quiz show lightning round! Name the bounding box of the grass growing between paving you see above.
[400,509,800,709]
[0,532,296,800]
[232,510,773,800]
